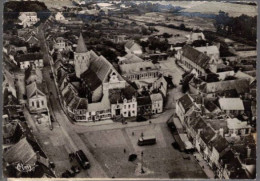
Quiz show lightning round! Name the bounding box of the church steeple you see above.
[76,33,87,53]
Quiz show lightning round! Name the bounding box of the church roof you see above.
[76,33,87,53]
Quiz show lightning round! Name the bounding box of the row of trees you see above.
[214,11,256,43]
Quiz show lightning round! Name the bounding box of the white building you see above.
[18,12,39,28]
[15,53,44,70]
[150,93,163,114]
[124,40,143,56]
[109,86,137,118]
[55,12,66,21]
[26,82,47,113]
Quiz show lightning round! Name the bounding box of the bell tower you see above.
[74,33,90,78]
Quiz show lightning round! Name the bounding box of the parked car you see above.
[71,166,80,174]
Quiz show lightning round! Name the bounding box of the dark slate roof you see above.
[220,150,249,179]
[178,94,194,113]
[193,117,215,144]
[109,85,137,104]
[80,69,102,91]
[210,135,229,154]
[15,53,43,62]
[204,99,219,112]
[182,45,210,69]
[200,127,216,144]
[137,96,152,106]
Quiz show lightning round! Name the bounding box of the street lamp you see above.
[141,151,145,174]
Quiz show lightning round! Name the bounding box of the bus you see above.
[75,150,90,169]
[138,136,156,146]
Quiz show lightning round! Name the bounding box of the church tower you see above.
[74,33,90,78]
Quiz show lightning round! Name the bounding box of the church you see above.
[60,33,130,122]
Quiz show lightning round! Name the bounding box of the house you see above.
[86,92,111,122]
[150,93,163,114]
[3,137,55,178]
[178,45,219,76]
[189,76,250,98]
[150,76,168,97]
[15,53,44,70]
[208,135,230,169]
[119,61,160,81]
[3,121,23,147]
[218,150,249,179]
[54,37,66,51]
[195,45,220,59]
[176,94,200,124]
[26,82,48,113]
[137,96,152,118]
[109,85,137,118]
[55,12,66,21]
[231,135,256,177]
[203,99,221,114]
[118,53,143,64]
[218,98,245,116]
[226,118,252,137]
[25,35,39,47]
[67,96,88,121]
[124,40,143,56]
[18,12,39,28]
[186,32,206,43]
[25,64,43,85]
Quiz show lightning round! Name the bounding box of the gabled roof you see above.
[26,82,45,98]
[137,96,152,106]
[80,69,102,91]
[119,53,143,64]
[109,85,136,104]
[210,135,229,154]
[150,93,163,102]
[89,55,112,82]
[125,40,136,49]
[182,45,210,69]
[15,53,43,63]
[195,45,219,56]
[4,137,37,165]
[204,99,220,112]
[219,98,244,111]
[76,33,87,53]
[177,94,194,113]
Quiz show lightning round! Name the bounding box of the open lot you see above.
[79,122,207,178]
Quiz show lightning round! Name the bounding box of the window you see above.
[132,111,135,114]
[42,100,44,106]
[32,101,34,107]
[128,105,131,109]
[37,100,40,108]
[133,104,135,108]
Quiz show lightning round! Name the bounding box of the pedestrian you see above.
[132,132,134,136]
[124,148,126,153]
[141,132,144,137]
[149,120,152,124]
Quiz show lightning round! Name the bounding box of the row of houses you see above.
[175,91,256,179]
[51,32,165,122]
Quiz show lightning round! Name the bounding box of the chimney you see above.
[246,146,251,158]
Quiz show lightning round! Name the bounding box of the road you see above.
[36,26,108,178]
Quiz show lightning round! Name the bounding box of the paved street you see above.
[21,25,207,179]
[78,122,207,178]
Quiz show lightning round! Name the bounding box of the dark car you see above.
[167,116,176,133]
[67,169,76,177]
[128,154,137,162]
[71,166,80,174]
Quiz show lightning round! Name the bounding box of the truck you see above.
[75,150,90,169]
[137,136,156,146]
